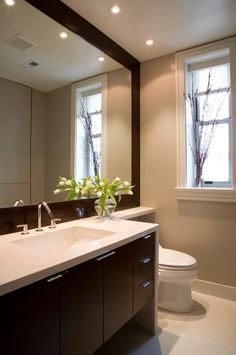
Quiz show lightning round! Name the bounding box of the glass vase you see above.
[94,197,117,220]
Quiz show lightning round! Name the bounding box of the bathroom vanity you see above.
[0,213,158,355]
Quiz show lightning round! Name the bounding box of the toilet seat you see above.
[159,248,197,270]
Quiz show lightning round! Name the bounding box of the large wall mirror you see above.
[0,0,140,210]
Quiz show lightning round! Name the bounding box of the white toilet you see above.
[158,245,198,312]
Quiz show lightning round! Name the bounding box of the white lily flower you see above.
[81,188,87,194]
[59,181,65,186]
[97,191,102,197]
[114,176,121,182]
[128,190,133,195]
[86,180,93,187]
[66,180,71,185]
[123,181,130,187]
[54,189,60,194]
[100,181,105,187]
[75,187,80,194]
[115,191,119,196]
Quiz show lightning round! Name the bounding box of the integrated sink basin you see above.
[11,226,114,253]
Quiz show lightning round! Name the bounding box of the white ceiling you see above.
[62,0,236,62]
[0,0,121,92]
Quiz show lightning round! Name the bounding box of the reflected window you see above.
[72,75,107,180]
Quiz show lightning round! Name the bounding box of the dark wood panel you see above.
[134,257,154,289]
[133,233,154,289]
[103,244,133,342]
[0,278,60,355]
[133,278,154,315]
[133,233,155,261]
[60,259,103,355]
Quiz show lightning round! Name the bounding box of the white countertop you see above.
[113,206,156,219]
[0,212,158,296]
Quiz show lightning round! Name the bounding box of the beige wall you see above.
[31,89,46,204]
[141,54,236,287]
[105,68,132,182]
[45,85,71,202]
[0,78,31,207]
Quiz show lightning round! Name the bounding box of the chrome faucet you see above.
[13,199,25,207]
[36,201,60,231]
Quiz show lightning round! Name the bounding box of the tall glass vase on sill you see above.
[194,164,203,187]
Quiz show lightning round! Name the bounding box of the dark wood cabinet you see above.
[102,244,133,341]
[60,259,103,355]
[0,277,60,355]
[0,233,155,355]
[133,233,155,314]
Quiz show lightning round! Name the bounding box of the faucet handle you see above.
[17,224,29,235]
[49,218,61,229]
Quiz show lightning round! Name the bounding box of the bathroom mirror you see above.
[0,0,139,208]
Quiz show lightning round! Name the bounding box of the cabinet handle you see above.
[96,251,116,261]
[140,256,151,264]
[141,280,151,288]
[46,273,63,283]
[144,234,151,240]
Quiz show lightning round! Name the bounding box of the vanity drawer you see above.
[133,278,154,315]
[133,256,154,289]
[133,233,154,261]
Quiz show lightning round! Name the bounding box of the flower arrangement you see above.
[54,175,134,218]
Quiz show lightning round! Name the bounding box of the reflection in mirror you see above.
[0,0,131,208]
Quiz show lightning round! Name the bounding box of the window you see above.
[71,75,107,181]
[186,59,231,188]
[176,38,236,202]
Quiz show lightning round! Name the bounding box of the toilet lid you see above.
[159,248,197,268]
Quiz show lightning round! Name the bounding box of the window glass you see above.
[197,91,230,121]
[75,87,102,179]
[202,123,230,182]
[86,93,101,112]
[186,58,231,187]
[91,113,102,135]
[192,64,229,92]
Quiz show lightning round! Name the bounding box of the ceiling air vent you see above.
[21,60,40,69]
[5,34,36,52]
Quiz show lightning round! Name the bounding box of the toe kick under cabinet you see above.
[0,233,156,355]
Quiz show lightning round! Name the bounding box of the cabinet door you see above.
[0,278,60,355]
[60,259,103,355]
[133,233,155,314]
[102,244,133,342]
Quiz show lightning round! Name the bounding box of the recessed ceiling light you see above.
[110,5,121,14]
[97,56,105,62]
[59,32,68,39]
[4,0,15,6]
[145,39,154,46]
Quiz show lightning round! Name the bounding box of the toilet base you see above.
[158,279,194,313]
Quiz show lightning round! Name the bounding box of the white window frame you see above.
[175,37,236,202]
[70,74,107,180]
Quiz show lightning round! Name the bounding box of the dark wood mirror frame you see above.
[0,0,140,234]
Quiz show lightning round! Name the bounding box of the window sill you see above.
[175,187,236,203]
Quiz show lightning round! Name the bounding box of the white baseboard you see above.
[192,279,236,302]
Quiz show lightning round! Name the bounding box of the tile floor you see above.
[95,292,236,355]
